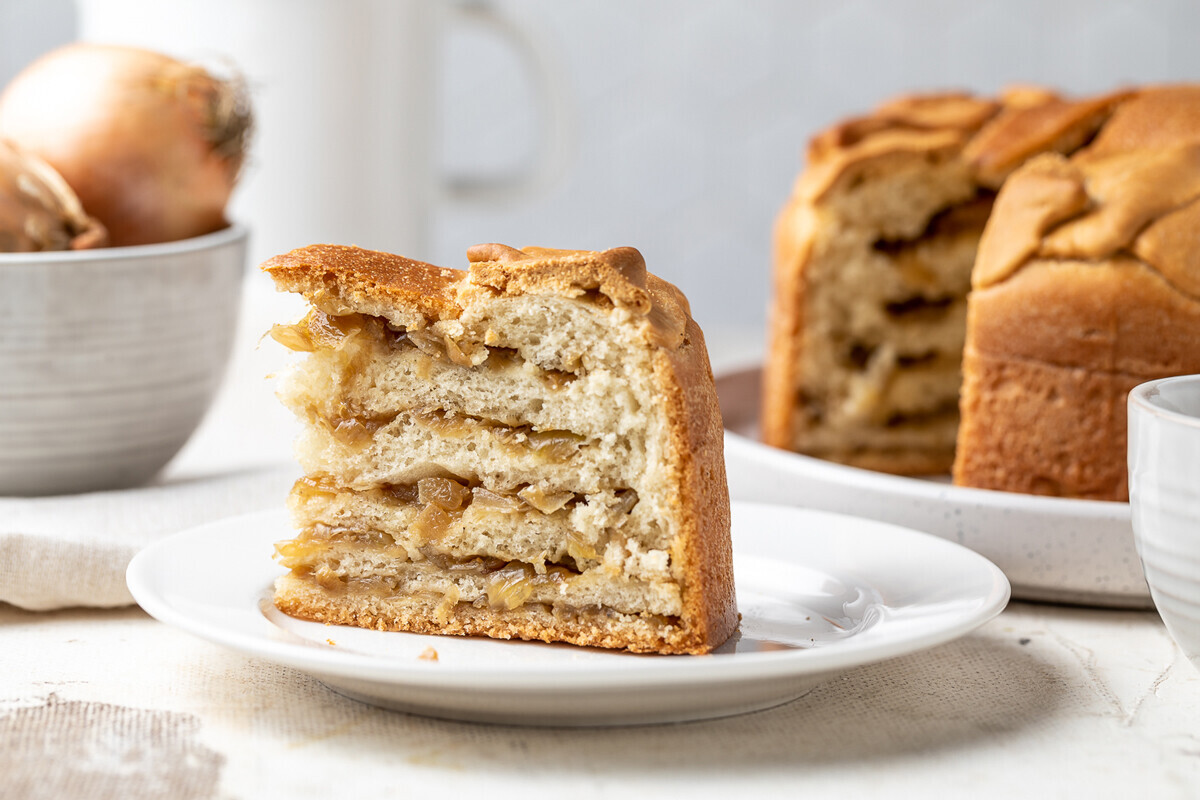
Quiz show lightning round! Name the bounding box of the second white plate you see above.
[126,502,1009,727]
[717,366,1145,608]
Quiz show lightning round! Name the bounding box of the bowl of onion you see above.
[0,43,253,495]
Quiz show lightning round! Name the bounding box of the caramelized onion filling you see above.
[280,475,644,594]
[289,475,634,562]
[271,309,576,386]
[281,537,583,611]
[307,403,594,461]
[270,310,406,355]
[325,411,397,448]
[291,474,639,522]
[411,408,588,461]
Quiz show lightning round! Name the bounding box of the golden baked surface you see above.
[263,244,463,324]
[263,242,690,346]
[265,243,736,654]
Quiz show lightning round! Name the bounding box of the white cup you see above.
[75,0,570,265]
[1128,375,1200,669]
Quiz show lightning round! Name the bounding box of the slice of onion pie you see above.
[263,243,737,654]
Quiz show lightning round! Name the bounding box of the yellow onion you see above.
[0,138,106,252]
[0,43,252,247]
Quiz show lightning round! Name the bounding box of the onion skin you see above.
[0,138,106,252]
[0,43,251,247]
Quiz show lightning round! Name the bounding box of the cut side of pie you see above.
[263,242,738,654]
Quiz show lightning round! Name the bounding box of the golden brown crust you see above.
[807,92,999,163]
[953,350,1134,501]
[965,90,1128,188]
[797,92,999,204]
[871,92,1002,131]
[1081,85,1200,158]
[799,129,965,207]
[264,243,692,351]
[971,154,1091,288]
[964,260,1200,376]
[762,181,822,454]
[957,259,1200,501]
[956,260,1200,502]
[261,244,464,328]
[654,319,738,652]
[1133,196,1200,299]
[467,243,653,313]
[974,87,1200,290]
[275,573,702,655]
[1042,147,1200,265]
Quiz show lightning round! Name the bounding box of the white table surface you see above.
[4,273,1199,799]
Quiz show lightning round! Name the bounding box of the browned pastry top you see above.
[797,92,996,203]
[795,83,1200,301]
[809,92,998,158]
[262,242,690,348]
[1082,86,1200,158]
[974,86,1200,298]
[467,243,652,312]
[795,87,1145,204]
[261,243,463,322]
[964,89,1130,188]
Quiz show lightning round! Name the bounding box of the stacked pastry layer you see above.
[264,243,737,654]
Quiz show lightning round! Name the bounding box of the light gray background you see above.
[4,0,1200,339]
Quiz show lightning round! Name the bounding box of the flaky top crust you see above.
[964,90,1129,189]
[974,86,1200,298]
[262,243,690,348]
[261,244,463,329]
[797,92,995,204]
[466,243,652,312]
[795,87,1138,204]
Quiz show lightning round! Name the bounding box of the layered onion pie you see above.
[263,243,737,654]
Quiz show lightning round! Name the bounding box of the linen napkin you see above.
[0,465,298,611]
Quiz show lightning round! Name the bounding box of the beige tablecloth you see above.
[0,466,297,610]
[3,600,1198,799]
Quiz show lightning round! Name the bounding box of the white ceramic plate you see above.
[126,503,1009,727]
[718,367,1145,608]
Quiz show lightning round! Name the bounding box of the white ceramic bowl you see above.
[1129,375,1200,667]
[0,225,248,495]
